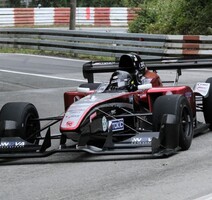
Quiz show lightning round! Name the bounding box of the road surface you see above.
[0,53,212,200]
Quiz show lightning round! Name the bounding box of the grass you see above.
[0,47,115,61]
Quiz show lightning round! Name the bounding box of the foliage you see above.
[129,0,212,35]
[77,0,144,7]
[77,0,124,7]
[9,0,145,8]
[30,0,68,7]
[9,0,144,8]
[121,0,144,7]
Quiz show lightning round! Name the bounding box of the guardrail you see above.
[0,28,211,60]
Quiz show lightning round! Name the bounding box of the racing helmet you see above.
[109,70,133,90]
[119,53,146,75]
[132,54,146,75]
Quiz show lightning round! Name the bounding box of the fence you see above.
[0,28,211,60]
[0,7,138,27]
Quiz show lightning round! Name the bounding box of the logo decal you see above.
[102,116,107,132]
[131,137,152,145]
[193,82,210,97]
[0,141,25,148]
[66,121,74,127]
[108,118,124,132]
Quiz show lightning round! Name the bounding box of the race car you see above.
[0,53,211,158]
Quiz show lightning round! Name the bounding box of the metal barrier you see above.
[0,7,137,27]
[0,28,211,60]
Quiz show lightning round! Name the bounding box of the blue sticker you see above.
[108,118,124,132]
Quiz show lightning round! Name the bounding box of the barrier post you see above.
[69,0,76,30]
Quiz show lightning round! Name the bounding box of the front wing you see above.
[0,114,181,159]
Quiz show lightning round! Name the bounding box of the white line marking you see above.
[0,69,87,82]
[0,53,89,62]
[186,69,212,72]
[193,193,212,200]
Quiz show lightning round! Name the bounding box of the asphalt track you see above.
[0,54,212,200]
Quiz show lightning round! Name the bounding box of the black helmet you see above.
[119,53,146,75]
[109,70,133,90]
[132,54,146,75]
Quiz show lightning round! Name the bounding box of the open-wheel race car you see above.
[0,53,212,158]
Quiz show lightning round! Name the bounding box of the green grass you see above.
[0,47,115,61]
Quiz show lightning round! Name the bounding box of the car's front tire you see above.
[153,95,194,150]
[0,102,40,144]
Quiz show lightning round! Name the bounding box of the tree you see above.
[9,0,140,7]
[77,0,125,7]
[9,0,21,7]
[129,0,212,35]
[122,0,144,7]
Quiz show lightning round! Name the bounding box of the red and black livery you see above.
[0,54,211,159]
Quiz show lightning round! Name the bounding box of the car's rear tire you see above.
[0,102,40,144]
[203,77,212,130]
[153,95,194,150]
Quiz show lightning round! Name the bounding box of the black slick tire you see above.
[153,95,194,150]
[203,77,212,130]
[0,102,40,143]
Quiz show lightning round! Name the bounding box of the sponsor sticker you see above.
[131,137,152,145]
[193,82,210,97]
[108,118,124,132]
[102,116,108,132]
[66,121,74,127]
[0,141,25,148]
[185,92,192,98]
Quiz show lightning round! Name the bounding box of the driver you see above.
[119,54,163,87]
[108,70,136,91]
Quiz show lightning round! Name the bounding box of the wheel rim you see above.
[24,113,40,143]
[181,107,192,138]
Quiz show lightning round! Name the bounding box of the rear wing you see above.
[83,58,212,83]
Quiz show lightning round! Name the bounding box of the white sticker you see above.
[102,116,108,132]
[193,82,210,97]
